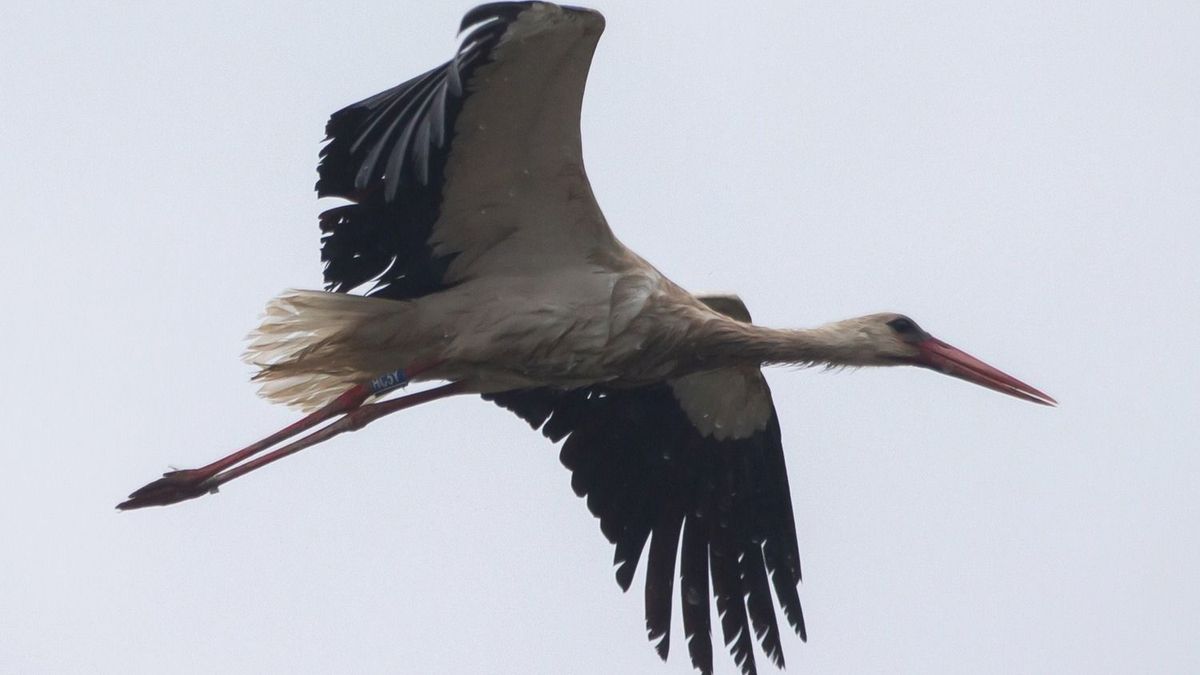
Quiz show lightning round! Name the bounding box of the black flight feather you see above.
[317,2,539,300]
[483,380,806,675]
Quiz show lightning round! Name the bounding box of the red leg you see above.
[202,382,466,490]
[117,379,463,510]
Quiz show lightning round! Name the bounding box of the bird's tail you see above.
[243,289,417,411]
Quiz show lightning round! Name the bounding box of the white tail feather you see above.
[243,290,418,411]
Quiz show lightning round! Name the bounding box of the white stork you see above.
[120,3,1055,674]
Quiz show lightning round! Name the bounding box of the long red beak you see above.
[915,338,1057,406]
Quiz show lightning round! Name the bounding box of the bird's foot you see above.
[116,469,218,510]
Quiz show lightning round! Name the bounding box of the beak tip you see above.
[918,338,1056,408]
[1024,387,1058,407]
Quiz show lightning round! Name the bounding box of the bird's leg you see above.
[197,381,467,495]
[116,385,373,510]
[117,363,454,510]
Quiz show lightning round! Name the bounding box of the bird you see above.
[118,3,1055,674]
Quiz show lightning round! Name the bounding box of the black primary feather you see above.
[317,2,539,300]
[485,382,807,675]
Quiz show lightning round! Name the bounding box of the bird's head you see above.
[834,313,1056,406]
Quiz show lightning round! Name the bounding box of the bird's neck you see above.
[692,316,874,370]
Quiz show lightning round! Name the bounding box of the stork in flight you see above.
[120,3,1055,674]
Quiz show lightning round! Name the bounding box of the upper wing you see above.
[486,295,806,675]
[317,2,616,300]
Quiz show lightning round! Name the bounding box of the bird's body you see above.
[248,250,716,403]
[248,274,945,413]
[122,4,1055,675]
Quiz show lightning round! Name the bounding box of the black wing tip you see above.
[743,548,786,669]
[792,600,808,642]
[681,517,715,675]
[316,1,528,299]
[687,638,715,675]
[651,631,671,661]
[487,384,804,675]
[614,556,637,591]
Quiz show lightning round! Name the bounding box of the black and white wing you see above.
[316,2,614,300]
[487,295,806,675]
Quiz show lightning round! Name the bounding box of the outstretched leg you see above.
[117,380,466,510]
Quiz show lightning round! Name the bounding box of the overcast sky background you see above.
[3,1,1198,673]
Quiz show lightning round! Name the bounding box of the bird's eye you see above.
[887,318,916,334]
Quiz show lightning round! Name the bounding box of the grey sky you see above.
[3,1,1198,673]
